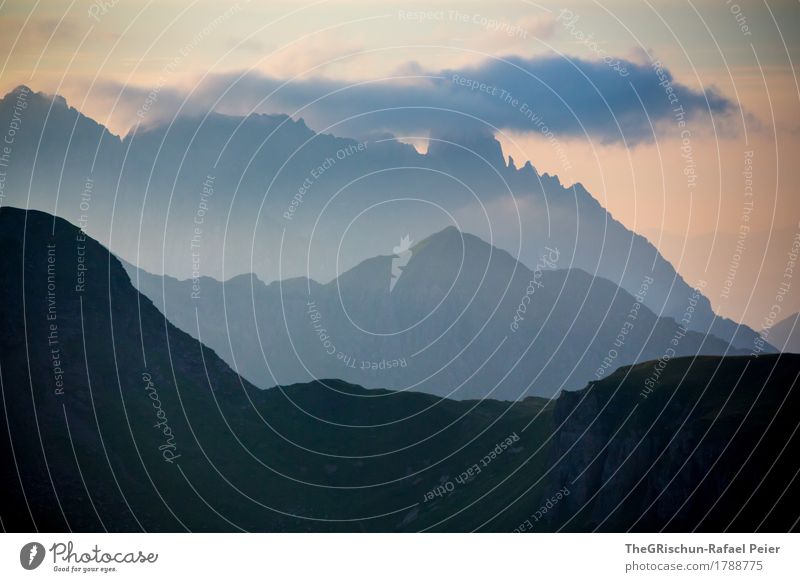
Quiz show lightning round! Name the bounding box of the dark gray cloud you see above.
[102,53,735,144]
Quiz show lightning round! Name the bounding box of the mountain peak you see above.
[412,225,471,253]
[2,84,67,109]
[4,84,32,98]
[332,226,501,295]
[406,225,522,281]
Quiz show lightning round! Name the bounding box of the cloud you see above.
[98,52,735,145]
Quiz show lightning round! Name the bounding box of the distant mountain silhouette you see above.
[0,85,764,351]
[1,207,798,532]
[764,312,800,353]
[126,226,751,400]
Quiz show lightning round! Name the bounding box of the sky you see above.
[1,0,799,325]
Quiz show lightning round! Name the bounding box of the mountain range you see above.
[125,226,750,399]
[1,206,797,532]
[0,85,766,351]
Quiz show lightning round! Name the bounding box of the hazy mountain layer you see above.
[763,312,800,353]
[127,226,750,399]
[0,85,764,350]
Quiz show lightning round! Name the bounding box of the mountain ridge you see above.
[124,222,754,400]
[0,86,767,351]
[1,207,797,532]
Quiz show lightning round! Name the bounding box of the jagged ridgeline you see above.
[0,85,766,353]
[1,207,798,532]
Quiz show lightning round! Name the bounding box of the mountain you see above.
[534,355,800,532]
[1,207,797,532]
[764,312,800,353]
[0,206,548,532]
[0,85,765,351]
[125,226,749,400]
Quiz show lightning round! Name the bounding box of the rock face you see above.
[537,355,800,532]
